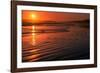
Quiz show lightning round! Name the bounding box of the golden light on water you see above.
[31,13,37,45]
[32,26,36,45]
[32,26,35,33]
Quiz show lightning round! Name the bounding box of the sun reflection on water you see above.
[32,26,36,46]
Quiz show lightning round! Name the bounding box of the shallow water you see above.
[22,25,90,62]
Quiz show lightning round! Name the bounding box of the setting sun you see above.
[31,14,37,19]
[22,11,39,23]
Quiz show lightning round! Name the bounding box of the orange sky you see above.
[22,10,89,23]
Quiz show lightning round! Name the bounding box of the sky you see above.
[22,10,89,23]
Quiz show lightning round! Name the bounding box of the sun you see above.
[31,14,37,19]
